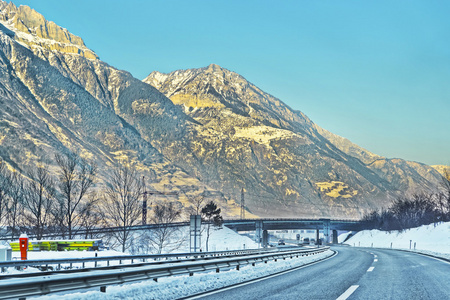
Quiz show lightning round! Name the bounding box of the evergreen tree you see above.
[201,201,223,252]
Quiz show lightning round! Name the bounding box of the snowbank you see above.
[345,222,450,255]
[195,225,259,251]
[338,232,352,243]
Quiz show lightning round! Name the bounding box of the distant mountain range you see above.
[0,1,445,219]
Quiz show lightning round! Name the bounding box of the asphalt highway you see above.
[193,246,450,300]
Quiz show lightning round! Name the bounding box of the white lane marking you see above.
[374,259,378,262]
[374,255,377,258]
[367,266,375,272]
[336,285,359,300]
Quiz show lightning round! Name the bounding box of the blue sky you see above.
[9,0,450,166]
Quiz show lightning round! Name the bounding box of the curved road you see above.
[192,246,450,300]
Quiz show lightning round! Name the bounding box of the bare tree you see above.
[183,189,206,216]
[6,171,25,239]
[23,165,56,240]
[55,153,97,239]
[78,193,104,239]
[148,201,182,253]
[201,201,223,252]
[0,160,9,231]
[101,164,142,253]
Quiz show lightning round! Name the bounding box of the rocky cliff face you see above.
[0,2,244,219]
[0,2,443,219]
[0,1,97,59]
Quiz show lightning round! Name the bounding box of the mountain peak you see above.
[144,64,250,107]
[205,63,223,71]
[144,64,314,133]
[0,1,98,59]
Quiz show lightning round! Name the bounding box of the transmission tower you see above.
[240,188,245,219]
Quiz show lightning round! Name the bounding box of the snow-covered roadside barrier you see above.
[37,249,334,300]
[345,222,450,260]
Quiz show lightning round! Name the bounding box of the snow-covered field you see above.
[344,221,450,259]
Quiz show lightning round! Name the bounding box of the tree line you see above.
[361,170,450,231]
[0,154,223,253]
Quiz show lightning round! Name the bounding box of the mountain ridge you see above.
[144,64,443,217]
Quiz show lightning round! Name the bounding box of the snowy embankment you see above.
[345,222,450,259]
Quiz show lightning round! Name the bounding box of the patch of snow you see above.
[234,125,296,145]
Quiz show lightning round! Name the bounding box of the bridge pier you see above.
[316,229,320,244]
[332,229,338,244]
[321,219,331,244]
[262,230,268,248]
[254,220,263,246]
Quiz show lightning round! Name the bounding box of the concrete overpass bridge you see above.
[223,218,364,246]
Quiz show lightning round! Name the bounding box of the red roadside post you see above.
[19,234,28,260]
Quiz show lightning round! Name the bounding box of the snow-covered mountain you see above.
[0,1,444,219]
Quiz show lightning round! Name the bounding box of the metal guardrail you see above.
[0,248,285,271]
[0,246,330,299]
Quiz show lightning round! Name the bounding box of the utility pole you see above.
[240,188,245,219]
